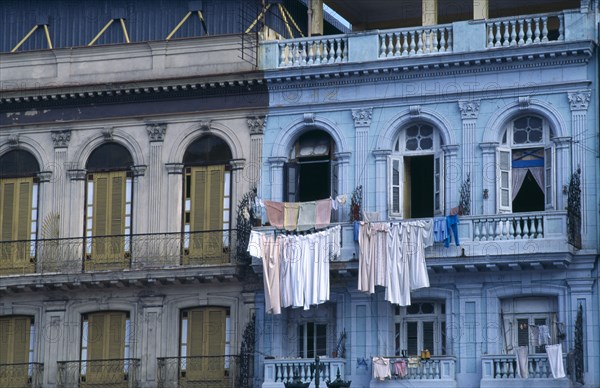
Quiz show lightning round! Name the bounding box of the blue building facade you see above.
[254,2,599,388]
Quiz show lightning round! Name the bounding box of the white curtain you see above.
[512,167,544,200]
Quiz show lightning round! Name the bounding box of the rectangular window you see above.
[395,302,446,357]
[297,322,328,358]
[0,316,33,387]
[0,178,36,274]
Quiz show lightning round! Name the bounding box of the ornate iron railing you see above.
[57,359,139,387]
[0,362,44,388]
[157,355,241,388]
[0,229,240,275]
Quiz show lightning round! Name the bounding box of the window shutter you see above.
[544,146,554,209]
[106,313,126,360]
[92,175,110,258]
[390,157,403,217]
[0,316,31,387]
[187,309,205,380]
[0,179,33,274]
[0,181,16,273]
[86,312,126,384]
[403,157,411,218]
[434,151,444,215]
[284,162,299,202]
[87,313,106,361]
[205,308,226,379]
[498,148,512,212]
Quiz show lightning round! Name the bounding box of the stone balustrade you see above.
[485,12,564,48]
[481,354,569,387]
[262,357,346,387]
[379,24,453,58]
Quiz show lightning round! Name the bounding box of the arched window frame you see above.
[390,123,444,218]
[497,115,555,213]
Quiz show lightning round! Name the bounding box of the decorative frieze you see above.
[351,108,373,127]
[146,123,167,142]
[51,130,71,148]
[568,90,591,111]
[247,116,266,135]
[458,101,480,119]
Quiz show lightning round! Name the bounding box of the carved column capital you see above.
[51,130,71,148]
[165,163,184,175]
[458,100,480,119]
[247,116,266,135]
[351,108,373,127]
[67,169,87,181]
[131,165,147,177]
[568,90,591,111]
[146,123,167,142]
[372,149,392,161]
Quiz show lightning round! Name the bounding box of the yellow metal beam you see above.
[88,19,114,46]
[282,6,305,38]
[245,3,271,34]
[166,11,192,40]
[43,24,53,49]
[11,25,39,52]
[278,4,294,39]
[119,18,130,43]
[197,10,208,35]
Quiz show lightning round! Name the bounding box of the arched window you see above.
[0,150,40,274]
[497,115,554,213]
[390,124,444,218]
[182,135,232,264]
[84,143,134,270]
[285,130,336,202]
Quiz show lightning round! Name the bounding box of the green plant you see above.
[459,173,471,215]
[349,185,363,222]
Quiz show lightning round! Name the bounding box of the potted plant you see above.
[350,185,363,241]
[326,369,351,388]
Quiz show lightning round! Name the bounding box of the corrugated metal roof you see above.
[1,0,344,53]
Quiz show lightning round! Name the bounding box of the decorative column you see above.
[50,130,71,236]
[165,163,184,233]
[139,296,164,386]
[568,90,591,233]
[479,142,499,215]
[130,165,147,235]
[42,300,67,386]
[247,116,266,192]
[422,0,438,25]
[552,136,572,212]
[66,168,86,238]
[352,107,373,210]
[146,123,166,234]
[267,157,287,202]
[372,149,391,217]
[333,151,351,221]
[459,100,480,214]
[441,144,460,214]
[230,158,246,227]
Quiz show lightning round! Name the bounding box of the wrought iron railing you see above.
[0,362,44,388]
[57,358,139,388]
[0,229,240,275]
[157,355,242,388]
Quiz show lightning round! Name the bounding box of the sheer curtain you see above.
[511,167,544,200]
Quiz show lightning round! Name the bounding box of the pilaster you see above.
[352,107,373,211]
[479,142,499,215]
[267,156,287,202]
[146,123,166,233]
[372,149,391,217]
[165,163,184,233]
[568,90,591,233]
[458,100,480,214]
[248,116,266,191]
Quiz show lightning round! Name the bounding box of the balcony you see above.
[481,355,570,388]
[157,355,245,388]
[0,230,247,292]
[368,356,456,387]
[260,9,592,70]
[0,362,44,388]
[251,211,571,278]
[263,357,346,388]
[57,359,140,388]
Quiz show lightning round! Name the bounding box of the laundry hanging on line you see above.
[248,225,341,314]
[358,219,433,306]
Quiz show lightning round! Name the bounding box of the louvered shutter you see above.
[206,166,224,262]
[188,168,207,261]
[85,312,126,385]
[498,149,512,212]
[544,146,554,209]
[434,151,444,215]
[186,309,205,380]
[284,162,299,202]
[205,308,226,379]
[0,316,31,387]
[0,179,33,274]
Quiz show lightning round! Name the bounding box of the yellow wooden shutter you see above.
[90,172,127,268]
[0,316,32,387]
[0,178,33,274]
[185,308,226,381]
[186,309,205,380]
[188,166,225,263]
[85,312,126,385]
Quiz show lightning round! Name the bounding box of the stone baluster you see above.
[402,32,409,55]
[408,31,416,54]
[541,16,549,42]
[432,29,439,52]
[379,34,387,57]
[523,217,531,238]
[518,19,525,45]
[502,22,509,46]
[307,41,314,65]
[509,20,517,46]
[525,18,533,43]
[514,219,522,239]
[494,22,501,46]
[394,33,401,56]
[533,17,541,43]
[487,24,494,47]
[474,221,481,241]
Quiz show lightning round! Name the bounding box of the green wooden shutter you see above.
[186,309,205,380]
[85,312,126,385]
[205,309,226,379]
[206,166,224,261]
[185,308,226,381]
[92,175,109,259]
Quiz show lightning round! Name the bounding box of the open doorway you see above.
[404,155,434,218]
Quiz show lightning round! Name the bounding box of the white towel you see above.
[545,344,566,378]
[515,346,529,378]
